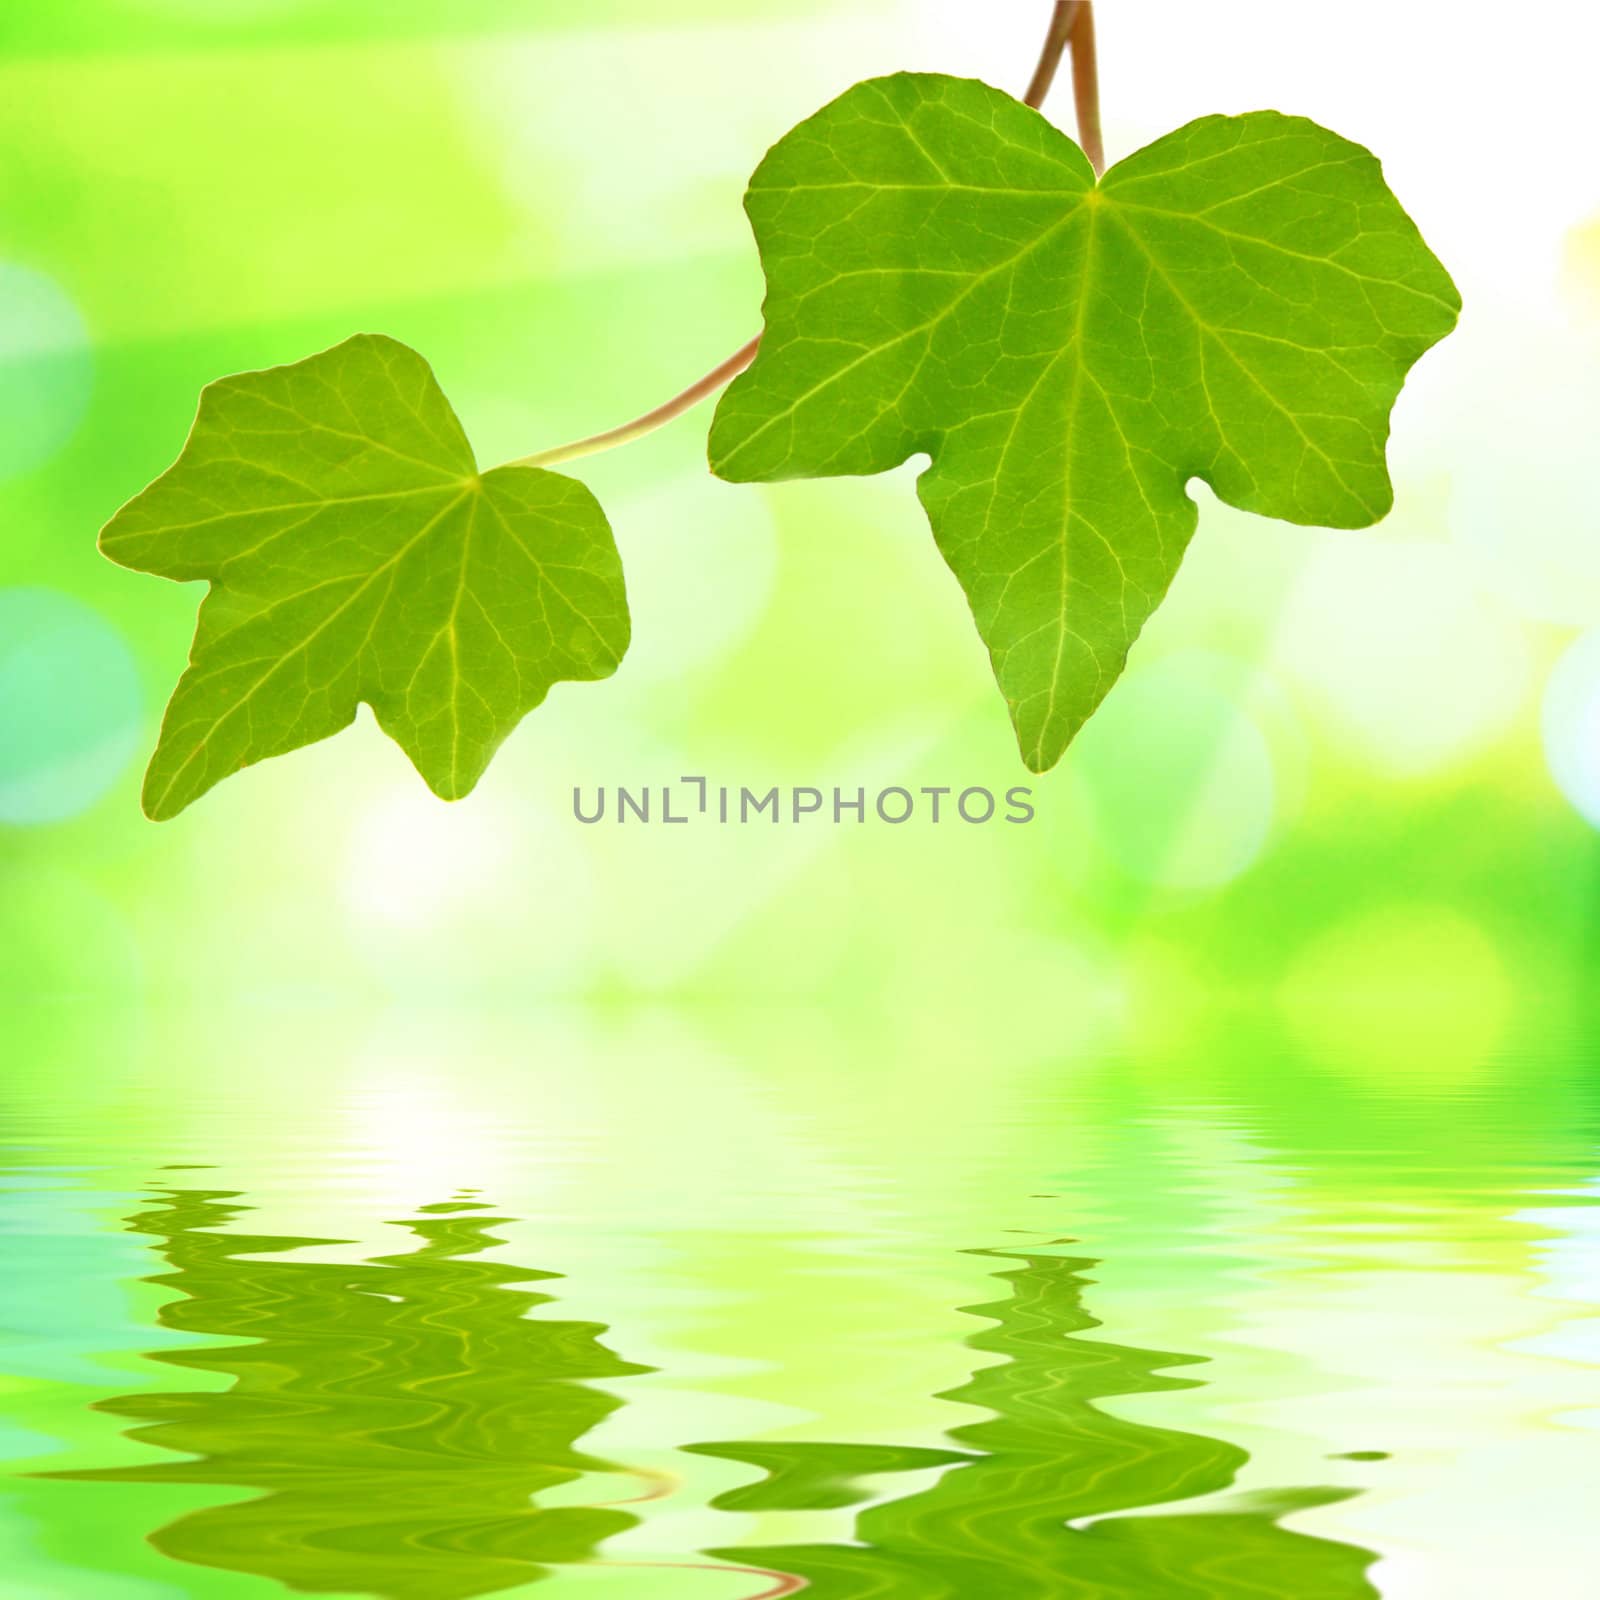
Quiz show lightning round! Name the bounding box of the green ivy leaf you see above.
[102,334,629,820]
[709,74,1460,771]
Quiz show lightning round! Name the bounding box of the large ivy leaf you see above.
[709,74,1460,771]
[102,334,628,819]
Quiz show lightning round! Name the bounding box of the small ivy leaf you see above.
[102,334,629,820]
[709,74,1460,772]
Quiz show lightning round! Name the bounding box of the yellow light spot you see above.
[1279,905,1511,1081]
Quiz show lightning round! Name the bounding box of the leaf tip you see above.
[138,768,186,824]
[414,756,486,807]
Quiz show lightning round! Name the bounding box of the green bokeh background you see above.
[1,1,1595,1034]
[3,4,1599,1597]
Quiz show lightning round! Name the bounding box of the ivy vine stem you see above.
[1041,2,1105,173]
[512,335,762,470]
[506,2,1105,473]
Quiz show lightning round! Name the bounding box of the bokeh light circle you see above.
[0,588,143,825]
[1070,649,1277,891]
[1280,904,1510,1078]
[607,468,779,689]
[1446,330,1600,626]
[0,263,92,481]
[1542,626,1600,828]
[1273,534,1530,778]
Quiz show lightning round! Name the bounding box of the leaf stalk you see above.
[509,335,762,471]
[1024,4,1104,166]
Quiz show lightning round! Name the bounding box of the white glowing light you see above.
[1273,536,1531,778]
[1071,650,1278,891]
[0,264,92,481]
[0,588,141,825]
[341,783,507,931]
[1542,627,1600,829]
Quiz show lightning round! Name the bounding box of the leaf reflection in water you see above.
[49,1187,650,1598]
[691,1248,1381,1599]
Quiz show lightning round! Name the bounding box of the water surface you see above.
[2,1010,1596,1598]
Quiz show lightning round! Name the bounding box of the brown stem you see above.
[1024,2,1105,171]
[508,1,1107,474]
[510,336,761,470]
[1067,3,1106,173]
[1023,1,1082,110]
